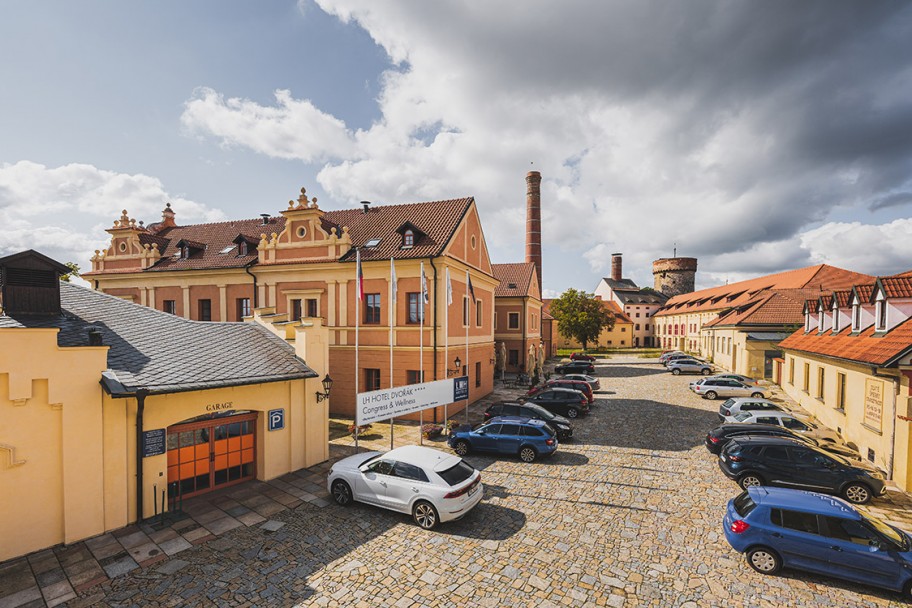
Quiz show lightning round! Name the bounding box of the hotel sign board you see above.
[864,379,884,432]
[357,378,461,425]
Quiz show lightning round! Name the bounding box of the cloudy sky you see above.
[2,1,911,295]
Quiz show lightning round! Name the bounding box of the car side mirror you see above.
[868,539,885,552]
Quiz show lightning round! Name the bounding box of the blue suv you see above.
[724,486,912,597]
[448,416,558,463]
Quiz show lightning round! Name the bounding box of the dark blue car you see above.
[724,486,912,597]
[447,416,558,463]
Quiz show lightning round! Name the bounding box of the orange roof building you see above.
[777,270,912,491]
[652,264,874,378]
[492,263,543,377]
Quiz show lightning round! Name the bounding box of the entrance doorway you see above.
[167,412,257,500]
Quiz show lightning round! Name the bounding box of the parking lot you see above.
[4,356,912,607]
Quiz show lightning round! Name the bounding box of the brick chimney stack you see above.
[525,171,542,291]
[611,253,623,282]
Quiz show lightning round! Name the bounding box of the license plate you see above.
[468,485,479,497]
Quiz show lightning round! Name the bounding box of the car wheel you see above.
[453,440,471,456]
[672,368,681,375]
[412,500,439,530]
[738,473,764,489]
[566,407,579,419]
[331,480,353,506]
[751,392,764,398]
[705,391,718,400]
[842,482,872,504]
[746,546,782,575]
[519,446,538,462]
[701,368,711,375]
[903,579,912,600]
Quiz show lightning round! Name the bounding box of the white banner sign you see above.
[357,378,459,425]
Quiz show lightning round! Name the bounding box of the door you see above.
[167,412,257,500]
[359,459,394,507]
[474,424,501,452]
[498,424,524,454]
[386,461,428,513]
[819,516,906,588]
[768,509,832,574]
[790,449,845,492]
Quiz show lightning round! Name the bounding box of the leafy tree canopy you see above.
[549,288,615,350]
[60,262,80,283]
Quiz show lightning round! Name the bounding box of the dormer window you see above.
[238,241,248,256]
[403,230,414,248]
[832,303,840,333]
[232,234,257,257]
[852,303,861,331]
[876,298,887,331]
[396,222,424,249]
[181,246,190,259]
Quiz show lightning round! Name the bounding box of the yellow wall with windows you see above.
[0,318,330,562]
[553,319,635,350]
[781,352,912,490]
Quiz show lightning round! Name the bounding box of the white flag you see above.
[445,267,453,306]
[390,257,397,304]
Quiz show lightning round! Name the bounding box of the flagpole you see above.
[355,248,361,453]
[444,267,449,432]
[390,257,395,451]
[465,269,470,424]
[420,261,425,446]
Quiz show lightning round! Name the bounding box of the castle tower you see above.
[653,256,698,297]
[525,171,542,291]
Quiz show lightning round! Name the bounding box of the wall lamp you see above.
[316,374,334,402]
[447,356,462,378]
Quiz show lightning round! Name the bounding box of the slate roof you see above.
[0,282,316,396]
[614,288,668,306]
[600,278,639,291]
[654,264,874,317]
[492,263,538,298]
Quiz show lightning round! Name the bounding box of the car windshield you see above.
[438,460,476,486]
[734,412,752,422]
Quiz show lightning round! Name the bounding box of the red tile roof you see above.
[704,289,825,328]
[833,290,852,308]
[492,263,538,298]
[87,198,475,274]
[780,318,912,366]
[654,264,874,317]
[877,276,912,299]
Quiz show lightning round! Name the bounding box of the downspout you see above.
[135,389,149,523]
[245,261,258,309]
[874,368,899,480]
[429,257,439,423]
[522,297,527,369]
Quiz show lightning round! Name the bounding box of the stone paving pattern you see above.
[2,356,912,607]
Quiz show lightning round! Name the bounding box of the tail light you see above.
[730,519,750,534]
[721,409,730,416]
[708,435,720,444]
[728,454,743,462]
[444,475,480,499]
[545,438,555,446]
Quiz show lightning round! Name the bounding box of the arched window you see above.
[238,241,248,256]
[404,229,414,248]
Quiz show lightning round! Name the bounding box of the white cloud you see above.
[0,161,225,269]
[181,88,357,163]
[183,2,912,292]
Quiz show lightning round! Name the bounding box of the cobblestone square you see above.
[4,357,911,607]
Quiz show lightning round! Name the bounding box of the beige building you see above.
[0,250,329,561]
[778,271,912,489]
[544,298,634,350]
[593,253,667,347]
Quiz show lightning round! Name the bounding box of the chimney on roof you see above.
[611,253,623,282]
[260,213,270,225]
[86,326,103,346]
[361,201,371,214]
[525,171,542,291]
[160,203,176,230]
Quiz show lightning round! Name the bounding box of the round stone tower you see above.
[653,257,698,297]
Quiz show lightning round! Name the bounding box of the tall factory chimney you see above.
[611,253,623,282]
[525,171,542,291]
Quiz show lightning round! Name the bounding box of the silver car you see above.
[717,397,781,420]
[667,358,713,375]
[691,378,769,400]
[725,410,843,444]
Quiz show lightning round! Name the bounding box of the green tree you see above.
[60,262,80,283]
[549,288,615,350]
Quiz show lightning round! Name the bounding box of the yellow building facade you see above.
[0,251,329,561]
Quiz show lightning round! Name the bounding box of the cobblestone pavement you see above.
[3,357,912,607]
